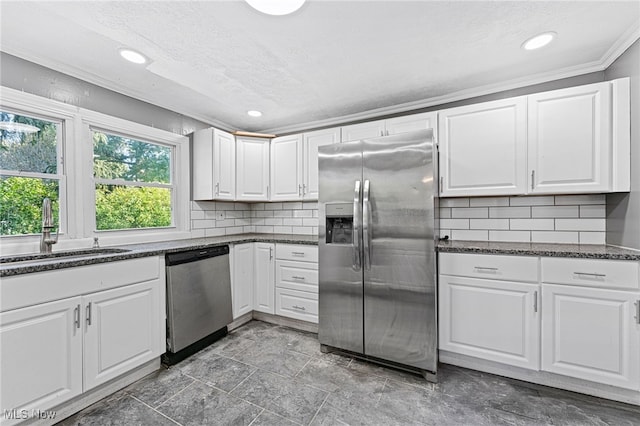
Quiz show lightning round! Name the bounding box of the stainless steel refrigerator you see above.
[318,129,438,379]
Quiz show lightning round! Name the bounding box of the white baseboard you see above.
[439,350,640,406]
[22,359,161,426]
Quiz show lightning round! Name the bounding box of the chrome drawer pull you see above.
[634,301,639,325]
[573,272,606,278]
[292,305,306,311]
[474,266,498,272]
[292,276,306,280]
[292,252,305,257]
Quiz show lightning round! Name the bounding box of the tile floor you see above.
[60,321,640,425]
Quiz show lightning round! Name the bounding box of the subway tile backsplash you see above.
[191,194,605,244]
[440,194,606,244]
[191,200,318,237]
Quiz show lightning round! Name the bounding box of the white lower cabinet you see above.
[542,284,640,390]
[232,243,254,319]
[275,244,318,324]
[0,297,83,419]
[254,243,275,314]
[275,288,318,323]
[439,275,540,370]
[83,281,162,391]
[0,257,165,423]
[440,252,640,400]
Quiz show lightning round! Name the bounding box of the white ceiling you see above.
[1,1,639,134]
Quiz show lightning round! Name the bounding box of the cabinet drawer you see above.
[275,288,318,323]
[541,257,639,290]
[276,260,318,293]
[439,253,538,283]
[276,244,318,262]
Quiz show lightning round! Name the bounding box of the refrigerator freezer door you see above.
[318,141,364,354]
[362,130,437,372]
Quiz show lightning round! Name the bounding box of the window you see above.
[92,130,174,231]
[0,111,64,236]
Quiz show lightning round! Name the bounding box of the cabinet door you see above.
[528,82,611,194]
[542,284,640,389]
[232,243,254,319]
[214,129,236,200]
[341,120,385,142]
[192,128,215,200]
[254,243,275,314]
[439,275,540,370]
[83,280,162,391]
[270,134,303,201]
[303,127,341,200]
[236,137,270,201]
[385,112,437,140]
[1,297,83,416]
[439,97,527,196]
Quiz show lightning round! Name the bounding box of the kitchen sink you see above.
[0,248,131,265]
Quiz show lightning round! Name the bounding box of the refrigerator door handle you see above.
[352,180,362,270]
[363,179,371,270]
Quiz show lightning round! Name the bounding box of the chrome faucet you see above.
[40,197,58,253]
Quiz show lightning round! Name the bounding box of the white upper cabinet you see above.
[303,128,341,200]
[528,81,611,194]
[341,120,386,142]
[270,134,303,201]
[236,136,270,201]
[439,97,527,197]
[386,112,438,139]
[439,78,630,197]
[341,112,437,143]
[192,128,236,201]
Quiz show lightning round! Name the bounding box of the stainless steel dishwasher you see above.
[164,245,232,364]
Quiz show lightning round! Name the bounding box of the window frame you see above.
[0,86,191,254]
[80,109,190,246]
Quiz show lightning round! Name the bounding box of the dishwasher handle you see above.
[165,245,229,266]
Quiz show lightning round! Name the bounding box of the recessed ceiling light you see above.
[245,0,306,16]
[0,122,40,134]
[119,48,147,64]
[247,110,263,117]
[522,32,556,50]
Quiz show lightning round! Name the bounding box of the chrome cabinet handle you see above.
[474,266,498,272]
[298,184,302,197]
[531,170,535,191]
[635,301,640,325]
[363,179,372,271]
[86,302,92,326]
[303,183,306,194]
[215,182,220,196]
[269,247,273,260]
[534,291,538,313]
[74,304,81,329]
[292,276,305,280]
[440,177,443,193]
[353,180,361,271]
[292,305,306,311]
[267,185,270,199]
[573,272,606,278]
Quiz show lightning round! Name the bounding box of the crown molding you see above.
[4,22,639,137]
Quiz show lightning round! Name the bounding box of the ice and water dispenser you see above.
[325,203,354,244]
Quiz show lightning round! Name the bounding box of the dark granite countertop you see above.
[0,233,318,277]
[437,240,640,261]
